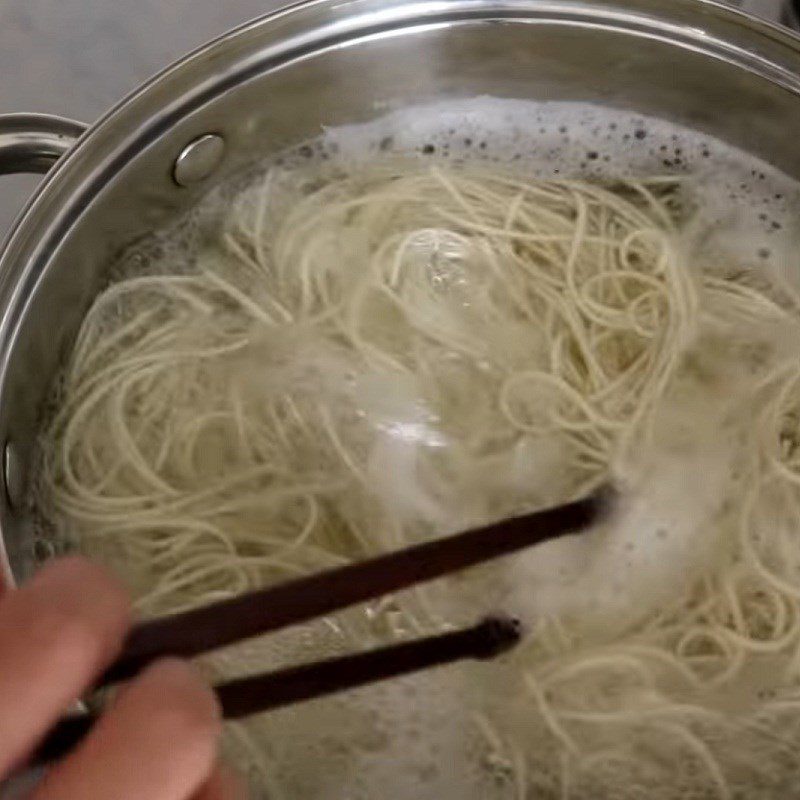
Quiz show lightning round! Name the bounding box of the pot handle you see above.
[0,113,87,175]
[0,116,87,800]
[0,113,86,594]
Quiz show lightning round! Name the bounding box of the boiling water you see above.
[34,98,800,799]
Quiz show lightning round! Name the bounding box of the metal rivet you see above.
[3,441,25,511]
[173,134,225,187]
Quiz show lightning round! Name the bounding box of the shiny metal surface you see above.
[0,115,86,176]
[3,441,25,513]
[0,112,86,586]
[173,132,226,186]
[0,0,800,585]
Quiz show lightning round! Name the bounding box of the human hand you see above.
[0,557,245,799]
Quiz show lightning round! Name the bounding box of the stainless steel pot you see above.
[0,0,799,587]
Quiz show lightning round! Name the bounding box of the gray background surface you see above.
[0,0,788,234]
[0,0,287,234]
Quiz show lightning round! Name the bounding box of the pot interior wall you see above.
[2,3,800,576]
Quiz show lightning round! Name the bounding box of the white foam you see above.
[322,98,800,275]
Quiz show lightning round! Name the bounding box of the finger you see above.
[0,557,130,775]
[191,763,249,800]
[32,659,221,800]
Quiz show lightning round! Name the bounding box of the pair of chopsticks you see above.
[31,486,612,766]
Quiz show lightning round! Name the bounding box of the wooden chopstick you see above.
[26,489,611,769]
[102,486,612,684]
[216,614,521,718]
[31,615,521,766]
